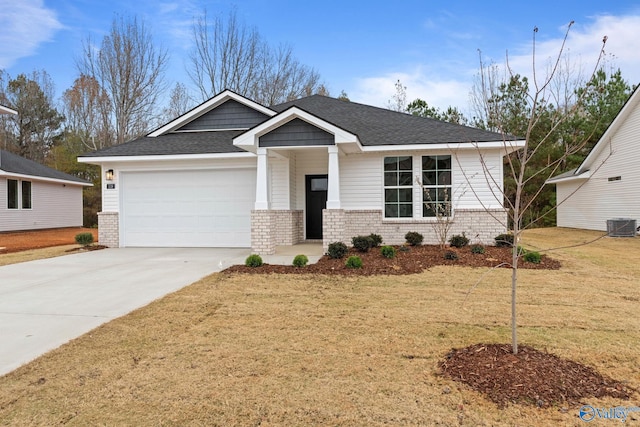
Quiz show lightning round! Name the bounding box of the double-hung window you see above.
[7,179,18,209]
[422,155,452,217]
[384,156,413,218]
[7,179,32,209]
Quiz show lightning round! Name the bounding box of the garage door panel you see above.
[121,169,255,247]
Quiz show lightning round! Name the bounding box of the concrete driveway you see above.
[0,247,249,376]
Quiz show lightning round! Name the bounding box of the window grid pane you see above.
[22,181,32,209]
[384,156,413,218]
[422,155,452,218]
[7,179,18,209]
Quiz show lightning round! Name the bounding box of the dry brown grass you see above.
[0,228,638,426]
[0,245,78,267]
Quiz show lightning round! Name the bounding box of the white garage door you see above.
[121,169,256,247]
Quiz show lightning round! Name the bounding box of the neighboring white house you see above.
[78,90,524,254]
[547,85,640,232]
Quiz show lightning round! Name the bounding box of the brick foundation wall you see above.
[98,211,119,247]
[323,208,507,247]
[272,210,304,246]
[251,210,275,254]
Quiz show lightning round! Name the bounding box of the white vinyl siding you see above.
[269,156,290,209]
[339,154,381,209]
[556,102,640,231]
[0,177,84,232]
[293,149,327,211]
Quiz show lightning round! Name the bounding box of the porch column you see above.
[326,145,341,209]
[255,147,269,209]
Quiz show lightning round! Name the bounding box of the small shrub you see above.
[292,254,309,267]
[368,233,383,247]
[405,231,423,246]
[449,233,469,248]
[444,250,458,260]
[75,232,94,247]
[345,255,363,269]
[380,245,396,259]
[327,242,348,259]
[245,254,263,267]
[352,235,374,252]
[523,251,542,264]
[470,244,485,254]
[494,233,514,247]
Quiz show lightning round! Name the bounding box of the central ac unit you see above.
[606,218,637,237]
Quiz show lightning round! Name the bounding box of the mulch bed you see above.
[224,245,561,276]
[439,343,635,408]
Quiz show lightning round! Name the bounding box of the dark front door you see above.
[305,175,328,239]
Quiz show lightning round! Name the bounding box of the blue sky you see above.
[1,0,640,115]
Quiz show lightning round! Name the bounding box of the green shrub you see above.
[470,244,485,254]
[245,254,263,267]
[494,233,514,247]
[523,251,542,264]
[345,255,363,269]
[292,254,309,267]
[380,245,396,259]
[75,232,94,247]
[444,250,458,260]
[405,231,423,246]
[352,235,374,252]
[449,233,469,248]
[368,233,383,247]
[327,241,348,259]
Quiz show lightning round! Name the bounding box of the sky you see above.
[1,0,640,116]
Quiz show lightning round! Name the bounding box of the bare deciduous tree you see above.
[160,82,195,125]
[62,74,113,151]
[78,15,168,145]
[469,22,608,354]
[188,9,324,105]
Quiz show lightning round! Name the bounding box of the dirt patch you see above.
[0,227,98,254]
[224,244,561,275]
[439,343,635,408]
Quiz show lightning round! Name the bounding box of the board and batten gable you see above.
[259,118,334,147]
[177,99,270,131]
[556,99,640,231]
[0,177,83,232]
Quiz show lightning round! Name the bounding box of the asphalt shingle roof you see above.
[273,95,508,145]
[82,94,511,158]
[80,130,247,157]
[0,150,89,184]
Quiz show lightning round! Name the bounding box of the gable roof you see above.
[547,84,640,184]
[0,150,90,185]
[80,90,520,160]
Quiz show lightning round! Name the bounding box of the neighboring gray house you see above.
[0,150,91,232]
[79,90,524,254]
[548,85,640,232]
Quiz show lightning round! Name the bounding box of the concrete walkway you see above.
[0,247,249,376]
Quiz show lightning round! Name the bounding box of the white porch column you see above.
[255,147,269,210]
[326,145,341,209]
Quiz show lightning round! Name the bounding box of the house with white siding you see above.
[0,150,92,232]
[79,90,525,254]
[547,85,640,232]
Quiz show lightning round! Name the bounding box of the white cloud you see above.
[0,0,64,68]
[349,14,640,115]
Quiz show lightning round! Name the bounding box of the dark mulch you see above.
[439,343,635,408]
[223,245,561,276]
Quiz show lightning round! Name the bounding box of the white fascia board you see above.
[545,171,591,185]
[0,170,91,186]
[0,105,18,115]
[148,90,276,137]
[360,139,526,153]
[233,107,361,151]
[77,152,255,164]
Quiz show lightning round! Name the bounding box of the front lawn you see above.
[0,228,638,426]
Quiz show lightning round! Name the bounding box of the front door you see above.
[305,175,328,239]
